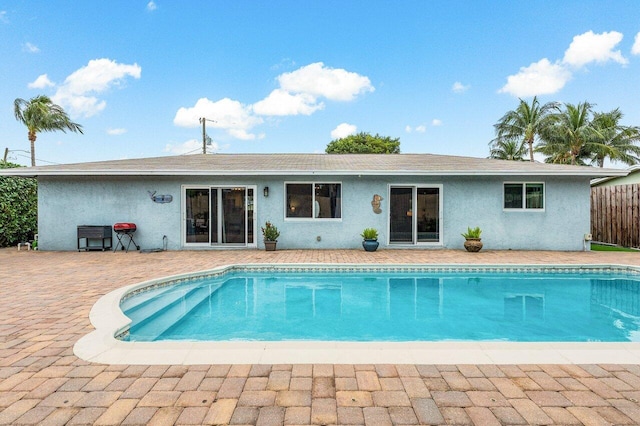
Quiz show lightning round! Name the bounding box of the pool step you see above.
[156,284,224,340]
[122,281,203,320]
[127,285,216,340]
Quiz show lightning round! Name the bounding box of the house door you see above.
[184,186,255,247]
[389,186,441,245]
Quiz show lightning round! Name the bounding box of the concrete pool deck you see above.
[2,248,640,424]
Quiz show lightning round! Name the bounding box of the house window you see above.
[285,183,341,219]
[504,183,544,210]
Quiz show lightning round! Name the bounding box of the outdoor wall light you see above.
[263,186,269,197]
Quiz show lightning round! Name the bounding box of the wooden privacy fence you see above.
[591,184,640,248]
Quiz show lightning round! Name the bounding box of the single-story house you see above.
[591,164,640,188]
[0,153,626,251]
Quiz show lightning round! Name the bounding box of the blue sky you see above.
[1,1,640,166]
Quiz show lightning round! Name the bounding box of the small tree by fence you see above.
[591,184,640,248]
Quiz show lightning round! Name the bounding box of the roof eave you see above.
[2,169,629,178]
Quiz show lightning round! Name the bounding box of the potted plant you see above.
[461,226,483,252]
[361,227,379,252]
[261,221,280,251]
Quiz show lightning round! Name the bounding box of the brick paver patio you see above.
[1,247,640,425]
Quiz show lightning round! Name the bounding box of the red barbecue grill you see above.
[113,223,140,252]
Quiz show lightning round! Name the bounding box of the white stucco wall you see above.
[37,174,591,251]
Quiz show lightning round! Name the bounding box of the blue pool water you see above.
[120,269,640,342]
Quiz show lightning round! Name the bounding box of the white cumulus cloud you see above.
[107,128,127,135]
[500,30,631,98]
[52,58,141,118]
[277,62,374,101]
[331,123,357,139]
[632,32,640,55]
[163,139,217,155]
[28,74,54,89]
[452,81,470,93]
[431,119,442,126]
[23,42,39,53]
[173,97,264,140]
[252,89,323,116]
[499,58,572,97]
[563,30,627,67]
[147,1,157,11]
[176,63,373,141]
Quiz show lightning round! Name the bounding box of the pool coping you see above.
[73,263,640,365]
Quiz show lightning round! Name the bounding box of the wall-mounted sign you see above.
[148,191,173,203]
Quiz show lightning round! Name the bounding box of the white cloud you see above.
[28,74,54,89]
[499,58,572,97]
[500,30,631,98]
[52,58,141,118]
[23,42,39,53]
[228,128,265,140]
[563,30,627,67]
[632,32,640,55]
[146,1,157,11]
[406,124,426,133]
[252,89,323,116]
[163,139,217,155]
[0,11,8,23]
[431,119,442,126]
[277,62,374,101]
[107,128,127,135]
[452,81,470,93]
[331,123,357,139]
[173,97,263,140]
[176,63,372,141]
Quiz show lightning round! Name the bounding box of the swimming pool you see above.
[119,266,640,343]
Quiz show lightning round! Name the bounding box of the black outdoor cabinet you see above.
[77,225,113,251]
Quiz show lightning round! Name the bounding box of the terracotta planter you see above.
[362,239,379,252]
[264,241,277,251]
[464,238,483,252]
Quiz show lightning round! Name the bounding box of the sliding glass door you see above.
[184,186,255,247]
[389,185,442,245]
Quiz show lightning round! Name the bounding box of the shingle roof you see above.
[0,153,628,177]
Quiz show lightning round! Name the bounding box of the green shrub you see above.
[360,227,379,240]
[461,226,482,239]
[0,162,37,247]
[261,221,280,241]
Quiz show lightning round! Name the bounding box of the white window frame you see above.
[503,182,545,211]
[284,181,343,221]
[181,184,258,248]
[387,184,443,246]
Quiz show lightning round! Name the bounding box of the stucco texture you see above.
[37,175,591,251]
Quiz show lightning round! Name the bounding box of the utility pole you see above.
[199,117,216,154]
[3,148,7,163]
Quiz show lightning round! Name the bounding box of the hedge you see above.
[0,162,37,247]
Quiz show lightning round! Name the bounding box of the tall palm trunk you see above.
[29,130,37,167]
[527,137,534,162]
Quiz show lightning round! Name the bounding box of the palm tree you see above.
[537,102,594,165]
[14,95,83,166]
[589,109,640,167]
[493,96,559,162]
[488,138,527,161]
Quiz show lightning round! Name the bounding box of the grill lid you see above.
[114,222,137,231]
